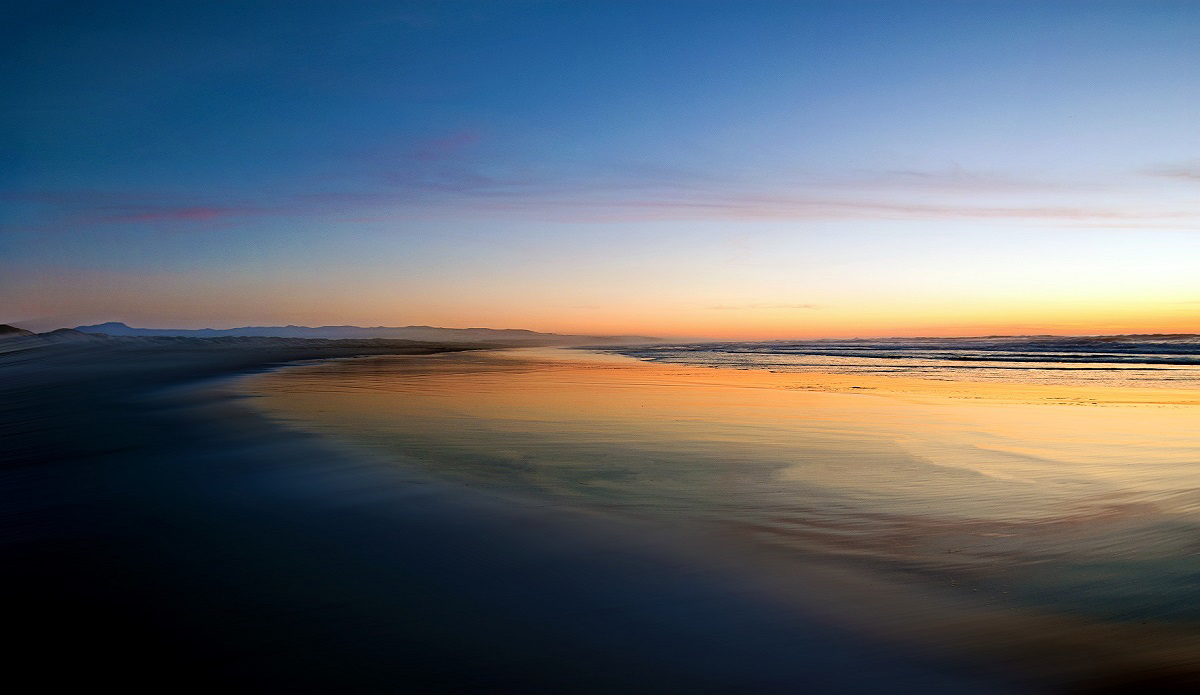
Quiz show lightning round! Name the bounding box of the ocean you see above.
[241,337,1200,638]
[609,334,1200,389]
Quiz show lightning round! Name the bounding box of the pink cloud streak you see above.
[6,159,1199,234]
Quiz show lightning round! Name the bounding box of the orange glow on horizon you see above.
[8,267,1196,340]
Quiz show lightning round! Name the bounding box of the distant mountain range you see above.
[72,322,662,346]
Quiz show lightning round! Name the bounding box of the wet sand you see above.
[242,348,1200,691]
[1,342,1020,693]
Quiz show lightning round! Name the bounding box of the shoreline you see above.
[1,342,1021,692]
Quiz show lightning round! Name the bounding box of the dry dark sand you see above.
[0,342,1044,692]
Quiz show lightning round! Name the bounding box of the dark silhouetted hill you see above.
[40,328,113,343]
[0,324,36,338]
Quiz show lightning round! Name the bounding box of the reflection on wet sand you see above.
[244,347,1200,687]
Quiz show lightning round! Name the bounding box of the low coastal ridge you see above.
[72,321,665,346]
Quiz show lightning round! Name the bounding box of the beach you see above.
[242,347,1200,691]
[0,341,1029,693]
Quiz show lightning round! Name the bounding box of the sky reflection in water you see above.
[245,348,1200,624]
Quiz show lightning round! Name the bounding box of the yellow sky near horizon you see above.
[7,264,1198,339]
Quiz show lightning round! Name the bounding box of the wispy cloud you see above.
[7,159,1199,234]
[488,193,1189,224]
[336,129,508,195]
[8,185,1192,231]
[826,166,1095,193]
[707,303,821,311]
[383,167,504,193]
[1058,222,1200,230]
[1143,162,1200,182]
[87,204,276,224]
[408,130,482,162]
[0,190,177,206]
[1,190,281,232]
[287,147,1200,225]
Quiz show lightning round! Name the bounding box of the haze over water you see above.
[245,339,1200,631]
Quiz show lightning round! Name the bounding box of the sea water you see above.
[242,337,1200,628]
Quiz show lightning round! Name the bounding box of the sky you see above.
[3,0,1199,339]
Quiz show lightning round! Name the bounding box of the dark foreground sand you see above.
[1,342,1032,692]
